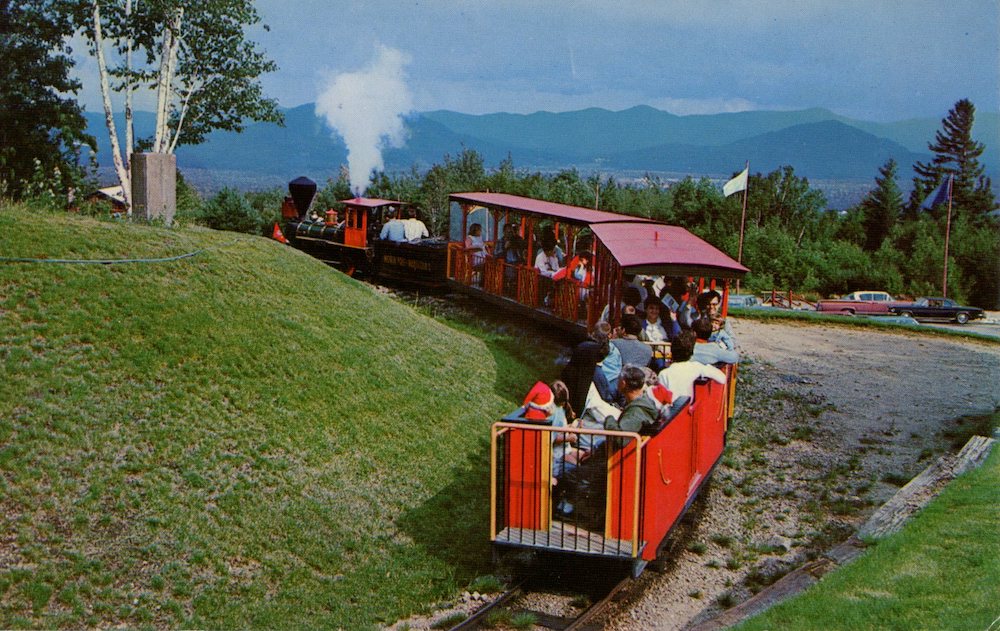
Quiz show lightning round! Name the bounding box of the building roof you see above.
[95,186,126,204]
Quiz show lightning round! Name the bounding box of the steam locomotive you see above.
[281,176,448,288]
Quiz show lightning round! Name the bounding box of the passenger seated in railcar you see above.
[692,317,740,365]
[592,321,623,405]
[661,277,698,329]
[640,299,679,370]
[495,223,525,265]
[601,285,646,323]
[695,289,736,350]
[638,299,673,344]
[553,251,593,303]
[612,314,654,370]
[464,223,488,266]
[603,365,661,434]
[379,207,407,242]
[657,330,727,401]
[521,380,586,476]
[534,234,561,306]
[402,207,429,242]
[560,324,611,416]
[534,235,561,278]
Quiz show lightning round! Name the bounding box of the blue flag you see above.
[920,176,952,210]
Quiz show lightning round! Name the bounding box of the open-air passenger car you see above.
[466,193,749,575]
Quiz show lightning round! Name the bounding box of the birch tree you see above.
[73,0,282,214]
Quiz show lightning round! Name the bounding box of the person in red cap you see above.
[521,380,584,476]
[522,380,556,420]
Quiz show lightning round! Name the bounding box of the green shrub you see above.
[198,187,261,234]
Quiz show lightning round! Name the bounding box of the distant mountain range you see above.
[84,105,999,207]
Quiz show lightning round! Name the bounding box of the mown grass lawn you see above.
[736,445,1000,631]
[0,205,557,629]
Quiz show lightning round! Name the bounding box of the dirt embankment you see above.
[603,319,1000,630]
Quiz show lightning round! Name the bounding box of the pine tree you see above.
[0,0,94,198]
[859,159,902,251]
[910,99,995,216]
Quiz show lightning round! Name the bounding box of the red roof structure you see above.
[591,222,748,278]
[450,192,647,226]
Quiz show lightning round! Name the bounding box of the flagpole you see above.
[736,160,749,295]
[942,174,954,298]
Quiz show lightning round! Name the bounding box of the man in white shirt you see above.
[657,330,726,401]
[403,207,429,242]
[534,239,561,278]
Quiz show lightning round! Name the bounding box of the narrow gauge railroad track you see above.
[448,576,632,631]
[445,462,713,631]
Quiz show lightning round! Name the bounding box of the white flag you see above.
[723,167,749,197]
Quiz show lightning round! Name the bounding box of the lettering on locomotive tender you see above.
[383,254,433,272]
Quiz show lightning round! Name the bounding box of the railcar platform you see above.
[495,522,644,558]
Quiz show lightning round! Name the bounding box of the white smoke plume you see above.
[315,46,413,195]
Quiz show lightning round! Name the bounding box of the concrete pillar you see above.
[130,152,176,225]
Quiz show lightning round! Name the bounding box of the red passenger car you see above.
[471,193,748,575]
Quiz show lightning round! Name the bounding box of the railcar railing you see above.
[490,373,735,565]
[490,420,646,559]
[448,249,593,324]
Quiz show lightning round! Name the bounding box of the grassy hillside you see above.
[0,205,550,628]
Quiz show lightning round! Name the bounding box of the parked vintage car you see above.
[815,291,895,316]
[727,294,766,309]
[889,297,985,324]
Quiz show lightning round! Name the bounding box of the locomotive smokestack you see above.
[288,176,317,217]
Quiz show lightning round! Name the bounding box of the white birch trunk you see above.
[152,24,173,152]
[162,8,182,152]
[124,0,134,165]
[152,7,183,153]
[93,1,132,214]
[167,79,199,155]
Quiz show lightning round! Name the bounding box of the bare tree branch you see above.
[168,76,201,155]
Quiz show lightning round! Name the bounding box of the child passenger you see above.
[522,380,585,477]
[465,223,487,266]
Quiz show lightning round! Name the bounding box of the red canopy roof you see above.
[450,192,646,225]
[591,222,748,278]
[339,197,401,208]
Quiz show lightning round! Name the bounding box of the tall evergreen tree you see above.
[859,159,902,251]
[910,99,995,216]
[0,0,94,198]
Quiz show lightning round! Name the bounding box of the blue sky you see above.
[72,1,999,122]
[241,0,1000,121]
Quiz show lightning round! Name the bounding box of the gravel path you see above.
[601,318,1000,630]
